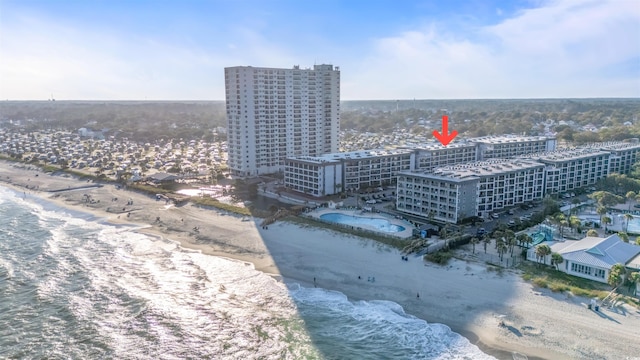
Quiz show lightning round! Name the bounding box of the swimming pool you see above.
[320,213,406,233]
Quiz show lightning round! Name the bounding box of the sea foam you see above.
[0,185,493,359]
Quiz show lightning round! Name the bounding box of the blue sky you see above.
[1,0,638,100]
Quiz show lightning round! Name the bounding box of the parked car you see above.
[491,213,500,219]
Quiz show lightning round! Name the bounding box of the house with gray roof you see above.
[147,172,179,184]
[527,234,640,284]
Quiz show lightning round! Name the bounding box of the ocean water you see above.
[0,186,493,360]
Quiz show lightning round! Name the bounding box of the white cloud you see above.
[1,0,637,100]
[0,14,297,100]
[344,0,640,99]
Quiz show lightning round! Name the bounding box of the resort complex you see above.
[399,141,640,224]
[283,149,414,196]
[518,148,611,195]
[472,134,556,160]
[396,158,546,223]
[283,136,640,224]
[283,134,557,196]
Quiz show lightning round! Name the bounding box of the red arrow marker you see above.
[432,115,458,146]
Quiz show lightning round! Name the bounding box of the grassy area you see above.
[190,196,252,216]
[519,262,611,300]
[286,216,411,250]
[129,183,172,195]
[424,251,453,265]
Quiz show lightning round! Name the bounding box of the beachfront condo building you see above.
[224,64,340,177]
[597,141,640,175]
[410,143,479,171]
[284,149,415,196]
[281,135,554,198]
[518,148,611,195]
[470,135,557,160]
[396,159,545,223]
[397,135,555,171]
[396,141,640,224]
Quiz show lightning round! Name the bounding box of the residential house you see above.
[527,234,640,284]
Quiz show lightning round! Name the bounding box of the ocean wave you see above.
[0,187,493,359]
[288,286,495,360]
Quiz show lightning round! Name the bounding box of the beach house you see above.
[527,234,640,284]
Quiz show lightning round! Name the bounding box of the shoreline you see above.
[2,161,639,360]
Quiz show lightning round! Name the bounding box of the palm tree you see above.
[569,215,581,234]
[535,244,552,266]
[586,229,599,237]
[470,236,479,254]
[608,263,626,290]
[492,230,503,249]
[483,236,491,254]
[549,213,567,239]
[597,205,607,228]
[558,216,569,239]
[624,213,634,233]
[628,272,640,295]
[617,232,630,243]
[550,252,564,270]
[496,239,508,261]
[504,230,516,256]
[602,216,612,232]
[517,233,533,249]
[626,191,636,212]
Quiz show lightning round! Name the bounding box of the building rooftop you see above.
[468,134,554,144]
[553,234,640,269]
[225,64,337,71]
[587,141,640,152]
[399,142,477,151]
[287,149,413,164]
[402,158,544,179]
[517,148,610,162]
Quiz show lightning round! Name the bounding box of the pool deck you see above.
[310,208,416,239]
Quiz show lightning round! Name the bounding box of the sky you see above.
[0,0,639,100]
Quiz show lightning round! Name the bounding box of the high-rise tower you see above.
[224,64,340,177]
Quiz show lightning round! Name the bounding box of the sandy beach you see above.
[2,160,640,360]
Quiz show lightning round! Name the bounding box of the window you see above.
[571,263,593,276]
[594,269,605,279]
